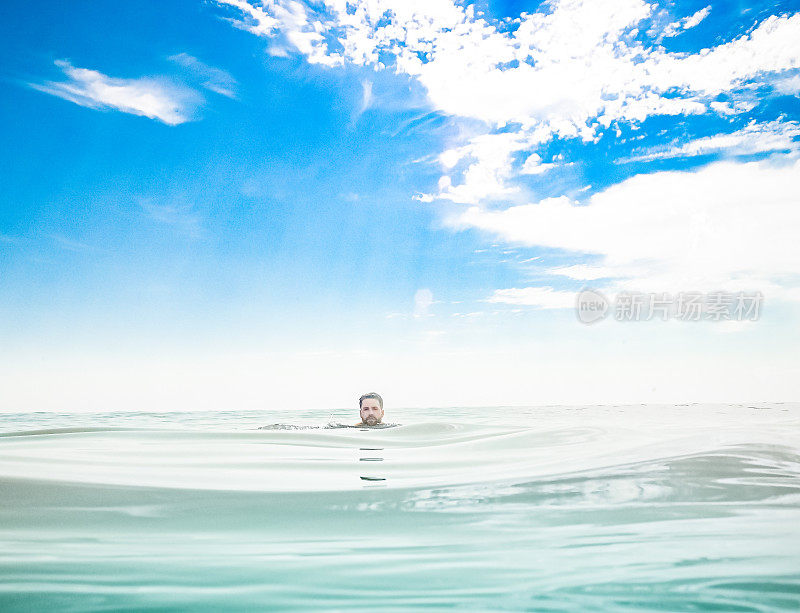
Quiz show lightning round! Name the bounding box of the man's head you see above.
[359,392,384,426]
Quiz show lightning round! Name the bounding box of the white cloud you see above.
[773,72,800,96]
[214,0,280,36]
[624,120,800,161]
[169,53,237,98]
[30,60,202,125]
[215,1,800,202]
[432,131,526,204]
[487,286,575,309]
[683,6,711,30]
[215,0,343,66]
[214,1,800,305]
[663,6,711,38]
[215,2,800,129]
[520,153,555,176]
[644,14,800,96]
[360,79,373,111]
[709,99,757,115]
[451,158,800,300]
[351,78,373,120]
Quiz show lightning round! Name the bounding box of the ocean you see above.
[1,404,799,611]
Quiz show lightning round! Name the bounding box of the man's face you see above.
[360,399,384,426]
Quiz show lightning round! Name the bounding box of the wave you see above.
[1,422,799,495]
[2,408,800,612]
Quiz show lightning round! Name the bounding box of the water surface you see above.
[1,404,799,611]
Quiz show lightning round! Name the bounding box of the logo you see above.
[576,288,609,324]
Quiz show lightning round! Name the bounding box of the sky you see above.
[1,0,799,412]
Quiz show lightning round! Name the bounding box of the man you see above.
[355,392,384,427]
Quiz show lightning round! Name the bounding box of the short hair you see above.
[359,392,383,409]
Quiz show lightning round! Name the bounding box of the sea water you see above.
[1,404,799,611]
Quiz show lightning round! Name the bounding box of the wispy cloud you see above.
[168,53,237,98]
[663,6,711,38]
[773,72,800,96]
[347,78,374,125]
[352,78,373,120]
[487,286,575,309]
[48,233,101,253]
[30,60,203,125]
[622,120,800,162]
[138,196,203,237]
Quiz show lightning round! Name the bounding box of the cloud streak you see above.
[30,60,203,125]
[622,120,800,162]
[168,53,238,98]
[486,286,575,309]
[138,196,203,237]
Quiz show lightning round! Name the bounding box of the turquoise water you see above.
[1,404,799,611]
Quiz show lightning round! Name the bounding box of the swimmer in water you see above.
[354,392,384,427]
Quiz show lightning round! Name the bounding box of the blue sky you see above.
[1,0,799,411]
